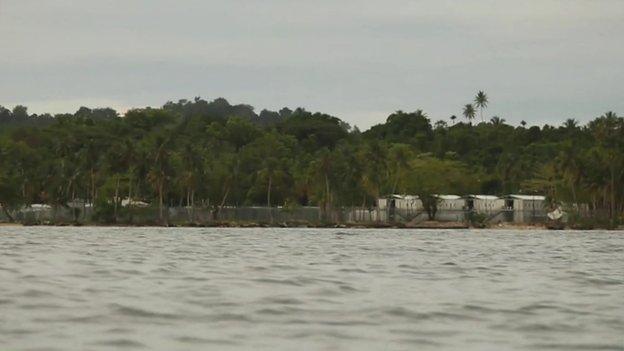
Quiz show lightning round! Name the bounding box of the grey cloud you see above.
[0,0,623,128]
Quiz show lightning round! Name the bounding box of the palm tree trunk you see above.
[190,189,195,222]
[186,188,190,221]
[215,184,230,221]
[362,195,367,222]
[267,174,273,223]
[128,176,132,204]
[158,179,164,225]
[22,179,26,200]
[90,168,96,207]
[570,175,578,209]
[610,167,616,223]
[83,189,87,221]
[324,173,331,220]
[114,176,120,223]
[72,187,77,222]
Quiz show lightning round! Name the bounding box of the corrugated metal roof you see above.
[507,195,546,201]
[466,195,500,200]
[434,194,462,200]
[388,194,420,199]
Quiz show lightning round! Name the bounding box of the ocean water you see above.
[0,227,623,351]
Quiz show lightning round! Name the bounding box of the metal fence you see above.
[1,205,551,225]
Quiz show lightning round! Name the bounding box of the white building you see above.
[377,195,423,211]
[504,195,546,211]
[434,195,464,210]
[375,194,547,223]
[504,195,547,223]
[121,198,150,208]
[464,195,505,213]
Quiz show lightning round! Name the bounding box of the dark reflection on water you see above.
[1,227,623,350]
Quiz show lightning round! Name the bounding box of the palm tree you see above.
[105,139,133,222]
[474,91,488,123]
[388,144,412,194]
[311,149,335,221]
[147,134,173,225]
[590,111,621,223]
[258,157,279,223]
[556,142,581,207]
[490,116,505,126]
[563,118,578,129]
[434,120,448,129]
[179,143,203,222]
[463,104,476,124]
[520,120,527,128]
[450,115,457,125]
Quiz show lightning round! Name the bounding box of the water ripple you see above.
[0,227,622,350]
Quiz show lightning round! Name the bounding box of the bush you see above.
[466,211,487,228]
[91,201,116,224]
[567,211,620,230]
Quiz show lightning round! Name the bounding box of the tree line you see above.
[0,95,622,225]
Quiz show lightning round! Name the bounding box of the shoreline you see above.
[1,221,621,230]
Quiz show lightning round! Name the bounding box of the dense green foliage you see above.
[0,97,622,223]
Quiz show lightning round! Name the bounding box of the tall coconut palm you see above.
[311,148,335,221]
[463,104,476,125]
[474,91,488,123]
[146,134,173,225]
[450,115,457,125]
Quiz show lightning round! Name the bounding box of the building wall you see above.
[513,199,545,211]
[395,198,423,211]
[438,199,464,210]
[434,210,465,221]
[473,199,505,212]
[378,198,388,210]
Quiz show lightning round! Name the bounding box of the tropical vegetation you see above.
[0,95,622,226]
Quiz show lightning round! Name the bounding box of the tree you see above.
[359,140,388,200]
[0,141,25,221]
[474,91,488,123]
[463,104,476,124]
[146,133,174,225]
[490,116,505,126]
[434,120,448,129]
[563,118,578,130]
[556,141,581,206]
[388,144,413,194]
[450,115,457,125]
[104,139,130,222]
[405,155,480,219]
[310,148,335,221]
[242,131,294,222]
[364,110,432,150]
[12,105,29,121]
[0,97,621,228]
[588,111,623,223]
[177,142,204,222]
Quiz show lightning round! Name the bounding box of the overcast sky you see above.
[1,0,623,128]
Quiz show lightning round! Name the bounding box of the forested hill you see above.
[0,97,622,223]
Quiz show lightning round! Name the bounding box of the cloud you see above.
[1,0,623,128]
